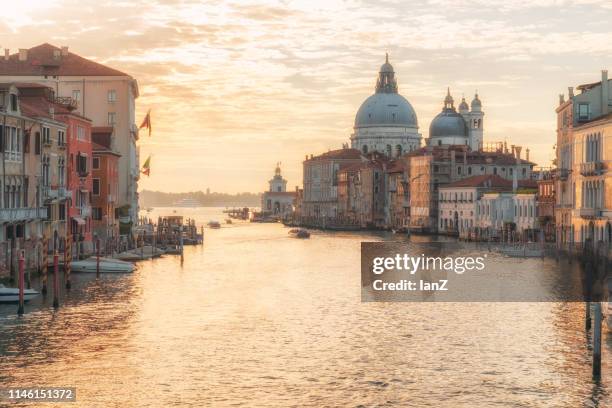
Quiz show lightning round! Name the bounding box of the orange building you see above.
[91,127,120,244]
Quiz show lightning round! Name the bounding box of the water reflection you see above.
[0,207,609,407]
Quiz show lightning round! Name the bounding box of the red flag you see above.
[139,109,152,136]
[141,155,151,176]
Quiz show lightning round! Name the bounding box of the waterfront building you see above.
[351,55,421,156]
[301,148,363,225]
[0,44,140,233]
[476,190,538,240]
[261,164,296,218]
[428,89,484,150]
[555,70,612,243]
[336,154,388,228]
[0,84,70,278]
[438,175,511,238]
[536,169,555,242]
[17,84,71,262]
[385,159,410,230]
[92,127,121,244]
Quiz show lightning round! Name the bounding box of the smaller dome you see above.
[471,92,481,108]
[429,111,468,138]
[458,97,469,111]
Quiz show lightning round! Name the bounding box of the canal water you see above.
[0,207,609,407]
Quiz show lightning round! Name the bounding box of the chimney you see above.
[568,86,574,98]
[515,145,522,162]
[61,46,69,56]
[559,94,565,105]
[602,70,609,115]
[49,106,54,119]
[18,48,27,61]
[510,144,515,158]
[53,49,61,60]
[526,148,530,162]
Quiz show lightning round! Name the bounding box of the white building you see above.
[438,175,511,237]
[351,54,421,156]
[428,89,484,150]
[476,192,537,239]
[262,164,296,217]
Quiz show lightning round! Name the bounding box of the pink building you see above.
[55,110,94,256]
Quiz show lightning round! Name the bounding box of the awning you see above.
[72,217,86,225]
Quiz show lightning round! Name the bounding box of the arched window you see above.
[396,145,402,156]
[386,145,392,157]
[362,145,368,154]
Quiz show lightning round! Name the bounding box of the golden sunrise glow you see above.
[3,0,612,192]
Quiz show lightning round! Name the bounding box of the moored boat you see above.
[208,221,221,229]
[71,257,135,273]
[0,284,40,303]
[296,229,310,239]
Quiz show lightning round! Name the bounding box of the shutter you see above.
[35,131,41,155]
[0,125,3,151]
[24,130,30,153]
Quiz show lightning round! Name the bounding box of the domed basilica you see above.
[351,55,484,156]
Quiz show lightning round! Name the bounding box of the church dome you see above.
[429,110,468,138]
[429,88,468,138]
[458,97,469,112]
[354,93,418,128]
[354,54,418,129]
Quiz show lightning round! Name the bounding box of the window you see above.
[107,90,117,103]
[58,130,65,146]
[93,157,100,170]
[77,125,87,141]
[42,127,51,145]
[10,94,17,111]
[108,112,116,125]
[93,179,100,195]
[92,207,103,221]
[77,154,88,176]
[72,90,80,103]
[578,103,590,121]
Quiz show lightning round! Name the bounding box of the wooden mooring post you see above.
[52,251,59,309]
[65,237,72,289]
[41,235,48,295]
[17,251,25,316]
[593,302,602,379]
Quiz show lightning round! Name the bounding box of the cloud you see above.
[1,0,611,192]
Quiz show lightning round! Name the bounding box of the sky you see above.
[2,0,612,193]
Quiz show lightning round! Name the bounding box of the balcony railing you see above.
[45,187,71,200]
[579,161,604,177]
[0,207,48,222]
[554,168,570,181]
[573,208,597,218]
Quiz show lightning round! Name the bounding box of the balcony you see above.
[58,141,67,150]
[46,187,71,200]
[579,161,604,177]
[42,138,52,147]
[554,168,570,181]
[0,207,47,222]
[573,208,597,218]
[80,206,92,217]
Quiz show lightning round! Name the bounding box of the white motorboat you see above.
[71,257,135,273]
[0,284,40,303]
[498,246,544,258]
